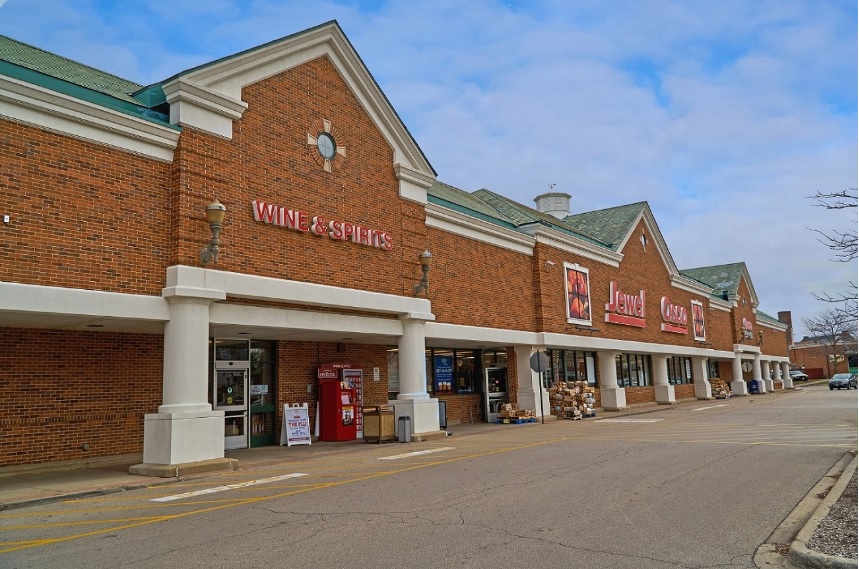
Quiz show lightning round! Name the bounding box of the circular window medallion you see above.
[307,118,346,172]
[317,132,336,159]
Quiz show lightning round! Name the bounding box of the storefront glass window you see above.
[454,351,478,393]
[215,338,249,361]
[708,359,720,379]
[616,354,652,387]
[425,349,484,395]
[668,356,693,385]
[483,350,507,369]
[387,348,399,399]
[547,350,597,386]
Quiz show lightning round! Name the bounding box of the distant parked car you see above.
[829,373,857,390]
[789,369,809,382]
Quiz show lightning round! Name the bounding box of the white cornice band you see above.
[0,75,179,162]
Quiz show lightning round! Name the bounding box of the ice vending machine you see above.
[318,377,357,442]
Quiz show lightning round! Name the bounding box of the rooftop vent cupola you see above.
[534,191,571,219]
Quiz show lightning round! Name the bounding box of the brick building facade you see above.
[0,22,794,473]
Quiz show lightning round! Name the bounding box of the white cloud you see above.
[1,0,855,336]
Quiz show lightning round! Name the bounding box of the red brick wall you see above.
[0,119,173,294]
[0,328,162,467]
[437,394,483,424]
[674,384,696,400]
[533,222,729,349]
[625,386,656,405]
[276,341,389,436]
[790,344,850,377]
[426,228,536,329]
[172,56,427,296]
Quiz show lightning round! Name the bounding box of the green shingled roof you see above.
[562,202,646,251]
[428,181,517,225]
[680,262,747,298]
[471,188,608,247]
[0,35,143,104]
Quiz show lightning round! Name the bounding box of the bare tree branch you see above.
[807,188,858,318]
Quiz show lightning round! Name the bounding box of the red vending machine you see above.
[318,377,357,442]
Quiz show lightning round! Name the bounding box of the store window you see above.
[387,348,399,399]
[707,359,720,379]
[483,349,507,369]
[424,348,483,395]
[667,356,692,385]
[546,349,596,387]
[616,353,652,387]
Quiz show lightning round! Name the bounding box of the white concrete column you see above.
[515,346,549,420]
[731,352,749,396]
[390,312,440,438]
[161,297,214,413]
[762,360,774,392]
[781,361,795,389]
[140,287,227,468]
[396,317,431,400]
[651,354,676,405]
[691,356,712,400]
[752,354,767,393]
[598,350,626,410]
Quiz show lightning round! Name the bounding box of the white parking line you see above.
[379,447,456,460]
[693,404,727,411]
[598,418,663,423]
[151,473,308,502]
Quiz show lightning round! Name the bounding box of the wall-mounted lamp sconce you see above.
[413,249,433,296]
[200,199,226,266]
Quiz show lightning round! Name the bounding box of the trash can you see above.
[749,380,760,394]
[398,415,411,443]
[362,406,396,443]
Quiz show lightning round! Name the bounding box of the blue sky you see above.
[1,0,856,337]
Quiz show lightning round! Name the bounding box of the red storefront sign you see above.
[660,296,688,334]
[252,199,394,250]
[605,281,646,328]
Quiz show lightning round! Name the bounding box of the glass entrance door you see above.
[484,367,508,423]
[214,367,249,450]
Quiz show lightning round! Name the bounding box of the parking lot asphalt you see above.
[1,385,854,568]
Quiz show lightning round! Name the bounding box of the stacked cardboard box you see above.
[548,381,597,420]
[497,403,536,419]
[710,379,732,399]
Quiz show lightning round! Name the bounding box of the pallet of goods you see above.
[548,381,597,420]
[710,379,732,399]
[496,403,536,424]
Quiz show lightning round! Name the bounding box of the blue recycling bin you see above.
[749,380,760,394]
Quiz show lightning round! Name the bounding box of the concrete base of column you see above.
[388,397,442,439]
[138,410,226,468]
[517,389,550,420]
[764,379,774,392]
[655,384,676,405]
[694,381,713,400]
[783,377,795,389]
[600,387,627,411]
[731,380,749,396]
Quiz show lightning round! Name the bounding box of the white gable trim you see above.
[166,22,434,183]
